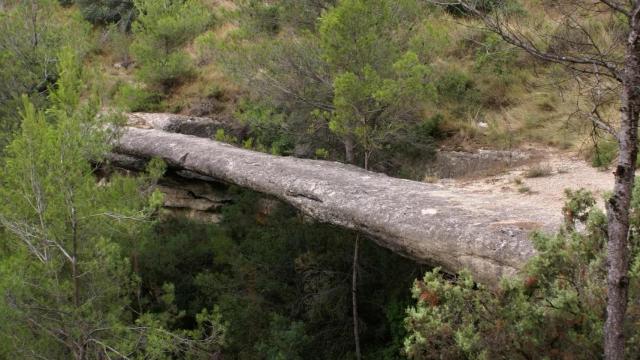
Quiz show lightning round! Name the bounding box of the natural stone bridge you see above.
[111,113,563,286]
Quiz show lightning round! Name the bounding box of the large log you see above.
[113,114,561,285]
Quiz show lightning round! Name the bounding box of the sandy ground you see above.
[439,148,616,222]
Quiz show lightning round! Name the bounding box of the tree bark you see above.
[352,235,362,360]
[69,198,80,310]
[604,6,640,359]
[344,136,355,164]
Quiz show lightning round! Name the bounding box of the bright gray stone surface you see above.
[113,114,562,285]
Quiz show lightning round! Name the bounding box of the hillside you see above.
[0,1,639,359]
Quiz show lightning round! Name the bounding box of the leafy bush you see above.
[0,48,224,359]
[408,20,451,61]
[235,101,295,155]
[315,148,329,159]
[214,128,238,144]
[138,50,195,88]
[114,83,163,111]
[194,31,218,65]
[475,33,518,78]
[77,0,136,30]
[436,69,480,104]
[133,189,427,358]
[590,137,618,168]
[405,189,640,359]
[104,23,134,65]
[0,0,91,151]
[131,0,212,89]
[279,0,337,30]
[237,0,281,35]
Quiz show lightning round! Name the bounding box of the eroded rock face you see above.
[425,150,534,179]
[110,115,563,286]
[156,173,233,223]
[127,112,246,140]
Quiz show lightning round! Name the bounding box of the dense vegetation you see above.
[405,189,640,359]
[1,0,639,358]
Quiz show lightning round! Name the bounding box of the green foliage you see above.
[131,0,212,89]
[194,30,218,65]
[221,0,439,170]
[319,0,436,167]
[214,128,238,144]
[436,69,480,104]
[0,49,141,357]
[408,20,451,62]
[404,188,640,359]
[0,48,223,359]
[315,147,330,159]
[255,315,311,360]
[235,101,294,155]
[133,189,426,359]
[0,0,91,151]
[237,0,281,35]
[319,0,397,74]
[278,0,337,30]
[114,82,164,111]
[475,33,518,78]
[590,136,618,168]
[77,0,136,30]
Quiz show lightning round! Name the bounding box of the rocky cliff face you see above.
[425,149,533,179]
[157,173,232,223]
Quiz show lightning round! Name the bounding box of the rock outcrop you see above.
[110,113,562,286]
[425,149,534,179]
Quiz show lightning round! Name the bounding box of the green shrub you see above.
[131,0,212,89]
[77,0,136,30]
[238,0,281,35]
[436,69,479,104]
[475,33,518,78]
[404,189,640,359]
[194,31,218,65]
[214,129,237,144]
[114,83,163,112]
[235,101,294,155]
[137,51,195,88]
[105,24,133,64]
[409,20,451,61]
[279,0,336,30]
[315,148,329,159]
[0,0,92,152]
[590,137,618,168]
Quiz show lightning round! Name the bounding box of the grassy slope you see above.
[89,1,616,163]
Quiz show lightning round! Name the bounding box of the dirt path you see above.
[439,148,616,221]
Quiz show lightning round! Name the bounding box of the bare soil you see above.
[439,147,616,219]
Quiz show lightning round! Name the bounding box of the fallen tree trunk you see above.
[113,114,560,285]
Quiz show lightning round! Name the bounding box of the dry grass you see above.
[524,164,553,178]
[518,185,531,194]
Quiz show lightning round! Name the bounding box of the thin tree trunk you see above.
[352,234,362,360]
[345,136,355,164]
[71,205,80,309]
[604,8,640,358]
[364,151,370,172]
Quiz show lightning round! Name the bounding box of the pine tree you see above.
[0,49,223,359]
